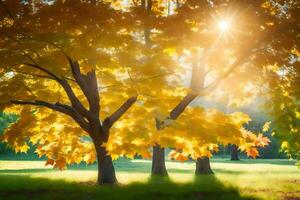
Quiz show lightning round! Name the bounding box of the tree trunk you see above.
[230,144,240,161]
[96,146,117,185]
[195,157,214,175]
[151,144,168,176]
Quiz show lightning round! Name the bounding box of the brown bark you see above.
[96,146,117,185]
[151,144,168,176]
[195,157,214,175]
[91,127,117,185]
[230,144,240,161]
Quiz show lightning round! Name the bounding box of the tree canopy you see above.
[0,0,299,184]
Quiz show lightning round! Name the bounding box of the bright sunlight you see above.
[218,19,231,32]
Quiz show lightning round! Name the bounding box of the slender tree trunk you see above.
[195,157,214,175]
[230,144,240,161]
[150,63,204,176]
[95,146,117,185]
[143,0,169,177]
[151,144,168,176]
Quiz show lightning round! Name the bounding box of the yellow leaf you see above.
[163,48,176,56]
[19,144,30,153]
[271,132,276,136]
[83,153,96,164]
[263,121,271,132]
[281,141,289,149]
[295,111,300,119]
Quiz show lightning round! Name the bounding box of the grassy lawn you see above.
[0,158,299,200]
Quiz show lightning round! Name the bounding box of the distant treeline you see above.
[0,112,17,154]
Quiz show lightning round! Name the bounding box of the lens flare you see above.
[218,20,231,32]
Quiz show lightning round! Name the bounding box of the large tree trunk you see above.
[151,144,168,176]
[230,144,240,161]
[96,146,117,185]
[195,157,214,175]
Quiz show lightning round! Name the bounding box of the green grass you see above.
[0,158,299,200]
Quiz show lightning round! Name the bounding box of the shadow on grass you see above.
[0,175,258,200]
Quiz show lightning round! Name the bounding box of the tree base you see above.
[96,147,118,185]
[230,144,240,161]
[151,145,168,176]
[195,157,214,175]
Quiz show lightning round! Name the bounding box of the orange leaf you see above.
[246,148,259,158]
[54,159,66,170]
[45,159,55,166]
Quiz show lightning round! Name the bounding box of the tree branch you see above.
[0,1,92,121]
[22,63,60,81]
[203,37,269,95]
[0,0,28,33]
[13,69,55,80]
[84,70,100,114]
[203,54,249,94]
[22,58,90,118]
[103,96,137,129]
[59,79,91,118]
[169,93,198,120]
[10,100,90,133]
[69,61,99,116]
[166,49,252,122]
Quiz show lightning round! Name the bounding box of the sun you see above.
[218,20,231,32]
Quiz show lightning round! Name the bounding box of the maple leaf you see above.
[83,153,96,164]
[246,148,259,158]
[256,134,271,147]
[19,144,30,153]
[45,159,55,166]
[174,152,189,163]
[281,141,289,149]
[262,121,271,132]
[54,159,67,170]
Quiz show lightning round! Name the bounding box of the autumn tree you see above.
[0,0,178,184]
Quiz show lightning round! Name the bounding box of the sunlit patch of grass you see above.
[0,158,299,199]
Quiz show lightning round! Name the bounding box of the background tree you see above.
[150,0,300,175]
[268,51,300,164]
[248,0,300,164]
